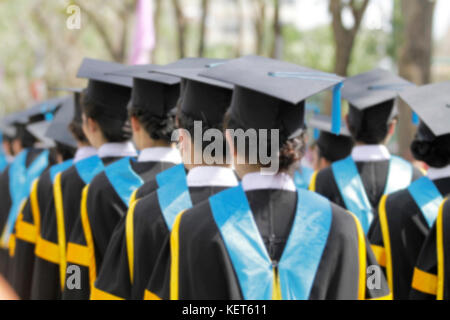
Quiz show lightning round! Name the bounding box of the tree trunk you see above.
[253,0,266,55]
[397,0,436,159]
[270,0,282,59]
[198,0,209,57]
[329,0,370,76]
[152,0,163,63]
[172,0,186,58]
[234,0,244,57]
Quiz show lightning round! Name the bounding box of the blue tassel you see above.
[412,112,420,126]
[331,82,344,135]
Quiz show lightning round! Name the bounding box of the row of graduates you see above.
[0,55,448,300]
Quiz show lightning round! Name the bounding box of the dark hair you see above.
[224,110,305,173]
[81,92,131,142]
[411,123,450,168]
[177,99,230,163]
[55,142,76,161]
[347,100,396,144]
[128,105,176,143]
[69,120,88,144]
[16,125,37,148]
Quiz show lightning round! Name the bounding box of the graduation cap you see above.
[45,95,78,148]
[198,55,345,138]
[399,81,450,139]
[26,120,55,148]
[343,69,414,130]
[309,114,353,163]
[108,64,181,119]
[152,58,233,127]
[0,113,22,138]
[50,88,84,125]
[17,97,66,125]
[77,58,132,117]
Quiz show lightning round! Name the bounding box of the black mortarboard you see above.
[77,58,132,117]
[17,97,66,125]
[152,58,233,127]
[45,95,78,148]
[199,55,344,138]
[108,65,180,119]
[343,69,414,132]
[26,120,55,148]
[309,114,353,162]
[399,81,450,139]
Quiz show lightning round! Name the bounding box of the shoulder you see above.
[136,179,158,199]
[133,190,162,223]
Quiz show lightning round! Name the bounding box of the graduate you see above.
[0,101,61,277]
[9,94,79,299]
[144,55,390,300]
[30,58,136,300]
[310,69,423,234]
[397,82,450,300]
[71,62,184,301]
[92,60,239,300]
[308,114,353,172]
[369,82,450,300]
[61,58,181,300]
[0,133,10,173]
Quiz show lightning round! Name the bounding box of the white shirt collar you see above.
[351,145,391,162]
[97,142,137,159]
[241,172,296,192]
[428,165,450,181]
[186,166,239,187]
[137,147,182,164]
[73,146,97,163]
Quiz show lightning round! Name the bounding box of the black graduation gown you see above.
[311,160,423,230]
[410,198,450,300]
[369,177,450,300]
[145,189,391,300]
[8,169,54,299]
[92,185,229,300]
[31,156,118,300]
[62,159,175,300]
[0,148,54,278]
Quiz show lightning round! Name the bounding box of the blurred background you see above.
[0,0,449,158]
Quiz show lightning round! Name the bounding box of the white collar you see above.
[186,166,239,187]
[73,146,97,163]
[351,145,391,162]
[428,165,450,181]
[97,142,137,159]
[241,172,296,192]
[137,147,182,164]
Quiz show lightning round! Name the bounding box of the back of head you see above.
[411,122,450,168]
[347,99,395,144]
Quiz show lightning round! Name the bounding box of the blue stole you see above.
[332,155,413,233]
[0,153,8,173]
[209,185,332,300]
[2,149,50,245]
[103,157,144,207]
[74,155,104,185]
[294,166,314,190]
[155,164,192,230]
[49,159,74,183]
[407,177,443,228]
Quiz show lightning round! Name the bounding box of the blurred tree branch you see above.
[329,0,369,76]
[172,0,186,58]
[397,0,436,159]
[270,0,281,59]
[253,0,266,55]
[198,0,210,57]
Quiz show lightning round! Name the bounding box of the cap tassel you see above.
[331,82,343,135]
[412,112,420,126]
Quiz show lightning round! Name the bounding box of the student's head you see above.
[11,124,37,154]
[81,80,132,148]
[128,78,180,150]
[312,131,354,170]
[2,135,14,157]
[176,79,233,168]
[411,122,450,168]
[223,86,307,177]
[49,142,76,164]
[347,99,397,145]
